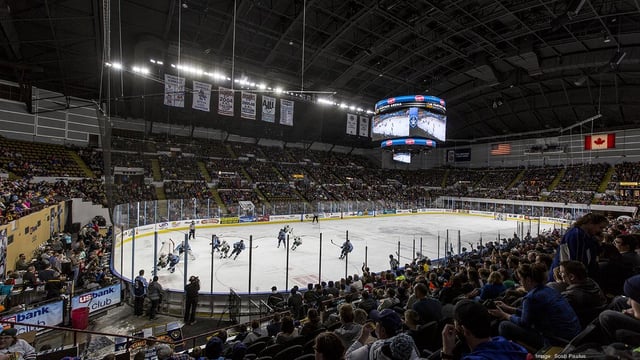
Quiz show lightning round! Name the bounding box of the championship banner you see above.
[72,283,122,314]
[280,99,294,126]
[1,300,64,334]
[192,81,211,112]
[346,114,357,135]
[262,95,275,123]
[359,116,369,137]
[241,92,257,120]
[218,87,234,116]
[164,74,185,107]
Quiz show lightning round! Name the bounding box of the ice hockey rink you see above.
[113,214,552,294]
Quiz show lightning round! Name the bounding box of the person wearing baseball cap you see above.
[599,274,640,345]
[0,327,36,360]
[345,309,419,359]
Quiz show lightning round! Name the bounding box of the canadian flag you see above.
[585,133,615,150]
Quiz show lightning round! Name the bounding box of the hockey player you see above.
[167,252,180,273]
[277,228,286,248]
[291,236,302,251]
[219,240,230,259]
[339,239,353,260]
[156,254,168,270]
[188,221,196,240]
[210,234,221,252]
[230,239,246,260]
[176,241,195,260]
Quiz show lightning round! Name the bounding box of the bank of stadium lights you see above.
[104,62,122,70]
[149,59,163,65]
[132,66,150,75]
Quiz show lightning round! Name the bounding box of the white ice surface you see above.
[113,214,550,294]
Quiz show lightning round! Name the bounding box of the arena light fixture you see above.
[274,87,283,94]
[257,83,267,90]
[317,98,333,105]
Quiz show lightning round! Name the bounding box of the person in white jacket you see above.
[345,309,419,360]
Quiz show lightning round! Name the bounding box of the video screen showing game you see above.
[372,107,446,142]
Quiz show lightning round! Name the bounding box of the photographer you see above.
[184,275,200,325]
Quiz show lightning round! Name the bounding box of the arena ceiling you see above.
[1,0,639,142]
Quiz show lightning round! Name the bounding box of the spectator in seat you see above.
[614,234,640,274]
[488,263,581,350]
[242,319,267,345]
[0,328,36,360]
[299,308,323,337]
[356,290,377,315]
[558,260,608,327]
[334,303,363,348]
[15,254,29,271]
[275,315,299,344]
[345,309,419,360]
[314,332,345,360]
[412,282,443,325]
[441,300,529,360]
[598,274,640,346]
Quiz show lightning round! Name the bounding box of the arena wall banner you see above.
[1,300,64,334]
[71,283,122,314]
[269,214,300,221]
[396,209,411,214]
[239,216,256,223]
[220,217,240,224]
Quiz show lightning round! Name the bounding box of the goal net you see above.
[238,201,255,217]
[159,238,175,256]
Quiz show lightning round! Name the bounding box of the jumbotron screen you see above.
[371,95,446,142]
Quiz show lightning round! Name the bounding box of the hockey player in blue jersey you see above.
[277,228,286,248]
[339,239,353,260]
[176,240,195,260]
[230,239,246,260]
[210,234,221,252]
[167,253,180,273]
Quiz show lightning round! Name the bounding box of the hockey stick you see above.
[330,239,342,248]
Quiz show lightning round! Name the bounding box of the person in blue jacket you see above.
[548,213,608,282]
[489,263,581,351]
[441,300,529,360]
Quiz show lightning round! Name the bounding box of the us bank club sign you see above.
[72,283,122,314]
[0,284,121,333]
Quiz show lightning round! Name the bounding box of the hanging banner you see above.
[241,92,257,120]
[218,87,234,116]
[359,116,369,137]
[280,99,294,126]
[0,229,6,283]
[192,81,211,112]
[262,95,276,123]
[164,74,185,107]
[346,114,357,135]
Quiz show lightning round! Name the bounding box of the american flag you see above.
[490,143,511,155]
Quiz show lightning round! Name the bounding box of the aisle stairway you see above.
[155,186,166,200]
[151,159,162,181]
[211,189,227,214]
[68,150,94,178]
[547,168,566,192]
[198,161,211,182]
[441,169,449,188]
[596,165,616,193]
[506,169,525,189]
